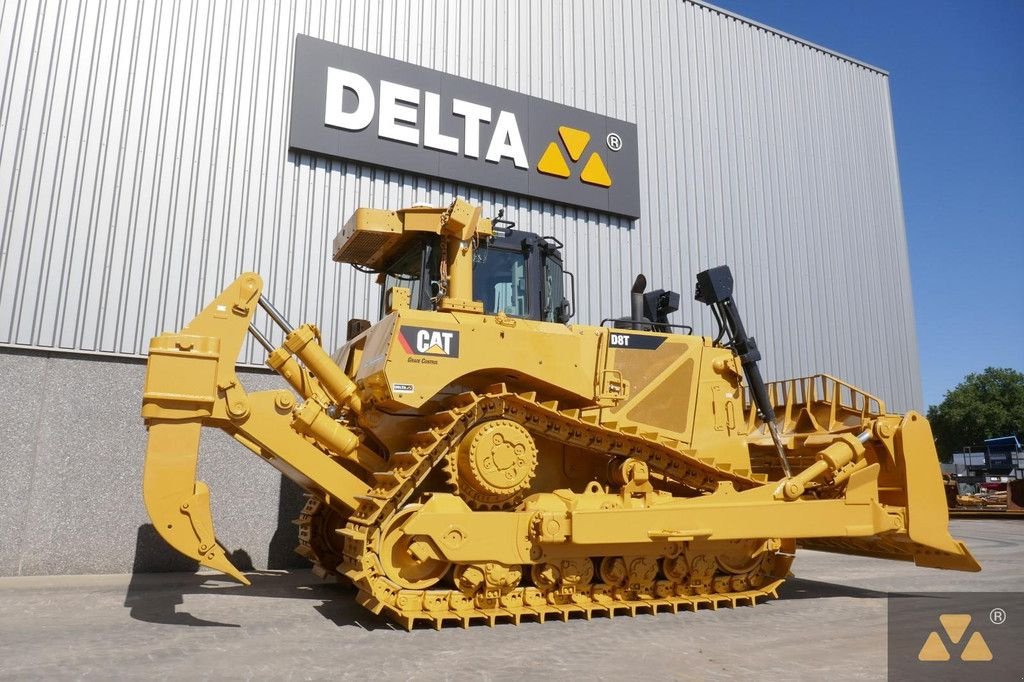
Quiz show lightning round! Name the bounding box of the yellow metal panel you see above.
[373,310,604,408]
[226,392,368,510]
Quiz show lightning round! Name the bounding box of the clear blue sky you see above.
[712,0,1024,409]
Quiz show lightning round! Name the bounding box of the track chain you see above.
[337,387,789,628]
[295,495,349,581]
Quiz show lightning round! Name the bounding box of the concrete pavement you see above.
[0,520,1019,680]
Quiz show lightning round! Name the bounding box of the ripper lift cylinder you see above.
[266,348,320,401]
[251,323,320,401]
[283,324,363,414]
[254,295,362,413]
[291,400,359,455]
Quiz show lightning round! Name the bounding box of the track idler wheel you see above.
[625,556,659,592]
[599,556,659,594]
[532,559,594,590]
[531,562,561,590]
[560,558,595,588]
[379,506,450,590]
[662,555,689,583]
[715,539,768,575]
[687,555,717,594]
[454,562,523,597]
[599,556,628,587]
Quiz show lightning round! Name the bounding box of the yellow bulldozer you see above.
[141,199,978,628]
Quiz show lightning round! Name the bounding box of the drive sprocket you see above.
[445,418,538,509]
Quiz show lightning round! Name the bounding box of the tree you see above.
[926,367,1024,462]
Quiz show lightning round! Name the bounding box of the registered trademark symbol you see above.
[606,132,623,151]
[990,607,1006,625]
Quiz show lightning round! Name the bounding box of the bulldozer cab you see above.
[376,228,571,323]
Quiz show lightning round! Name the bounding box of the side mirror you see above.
[555,297,572,324]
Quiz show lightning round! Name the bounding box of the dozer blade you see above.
[800,412,980,572]
[143,421,250,584]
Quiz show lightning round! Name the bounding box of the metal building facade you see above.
[1,0,928,578]
[0,0,922,410]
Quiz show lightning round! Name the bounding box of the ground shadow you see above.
[124,525,390,629]
[267,475,309,570]
[125,525,238,627]
[780,577,918,601]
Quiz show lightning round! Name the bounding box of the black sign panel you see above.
[607,332,668,350]
[289,35,641,219]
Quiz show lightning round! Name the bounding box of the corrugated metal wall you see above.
[0,0,923,410]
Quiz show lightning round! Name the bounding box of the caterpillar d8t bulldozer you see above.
[141,198,978,628]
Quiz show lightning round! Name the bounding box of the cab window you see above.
[542,253,565,322]
[379,237,439,317]
[473,247,528,317]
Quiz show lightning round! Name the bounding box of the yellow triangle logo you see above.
[939,614,971,644]
[537,142,570,178]
[918,614,994,663]
[558,126,590,162]
[580,152,612,187]
[536,127,614,188]
[960,632,993,661]
[425,344,447,355]
[918,631,950,661]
